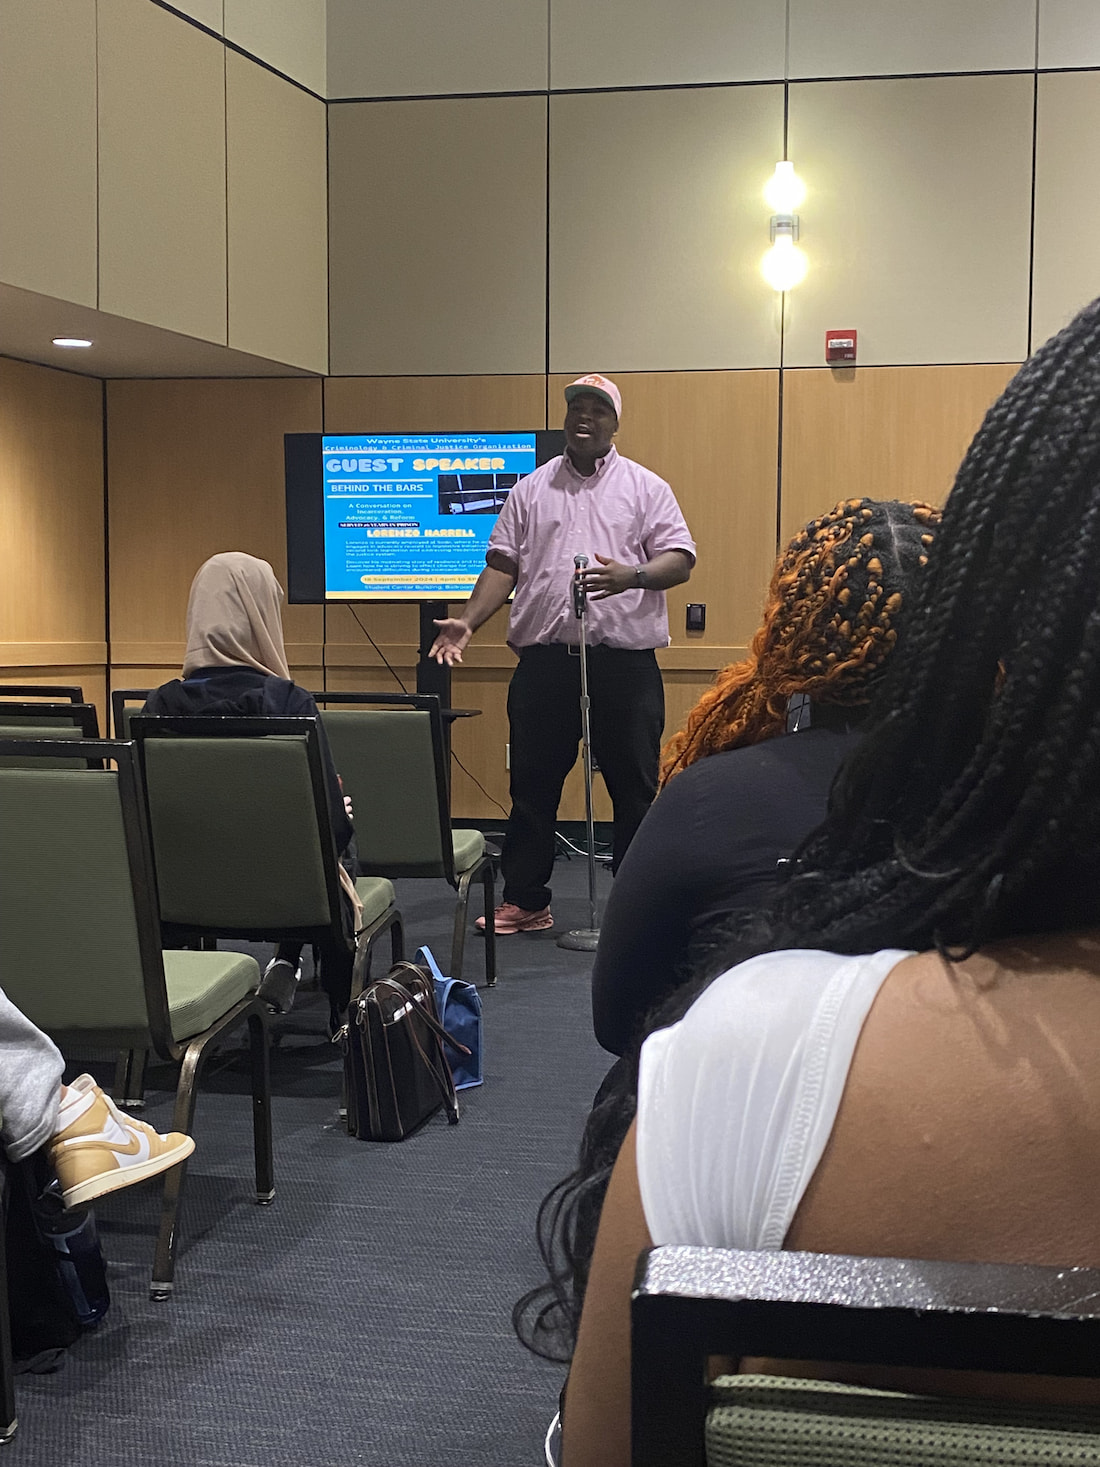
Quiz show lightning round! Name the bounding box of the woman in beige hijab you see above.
[144,553,355,1020]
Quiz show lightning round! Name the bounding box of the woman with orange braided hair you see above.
[660,496,939,781]
[591,497,938,1056]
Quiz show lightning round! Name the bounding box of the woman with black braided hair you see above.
[523,296,1100,1465]
[591,497,939,1056]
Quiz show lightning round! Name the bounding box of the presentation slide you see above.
[322,433,537,599]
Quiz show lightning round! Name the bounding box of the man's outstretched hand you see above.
[430,618,473,665]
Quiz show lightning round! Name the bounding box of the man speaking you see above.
[429,375,696,933]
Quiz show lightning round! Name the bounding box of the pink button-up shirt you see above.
[487,446,696,651]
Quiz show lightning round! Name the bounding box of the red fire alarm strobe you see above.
[825,329,857,364]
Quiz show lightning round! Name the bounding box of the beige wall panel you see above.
[780,364,1020,543]
[550,88,784,372]
[1039,0,1100,68]
[0,359,104,672]
[447,668,513,820]
[783,76,1033,368]
[226,55,328,372]
[1033,72,1100,351]
[326,0,545,99]
[329,99,547,376]
[165,0,223,31]
[324,376,549,434]
[789,0,1036,78]
[0,0,97,304]
[98,0,227,342]
[225,0,325,96]
[322,374,547,659]
[550,0,785,90]
[550,370,780,654]
[106,379,323,667]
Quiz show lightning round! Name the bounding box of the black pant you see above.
[502,644,664,911]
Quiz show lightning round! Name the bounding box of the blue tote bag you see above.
[414,946,483,1090]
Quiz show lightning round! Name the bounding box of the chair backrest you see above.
[111,688,152,739]
[315,695,453,880]
[631,1247,1100,1467]
[0,702,101,767]
[0,684,84,703]
[131,715,344,940]
[0,740,173,1054]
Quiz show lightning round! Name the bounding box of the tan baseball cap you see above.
[564,373,622,422]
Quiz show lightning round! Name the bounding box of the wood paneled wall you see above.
[106,378,323,705]
[1,360,1020,811]
[780,364,1020,539]
[0,357,106,729]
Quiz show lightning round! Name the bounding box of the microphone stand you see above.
[558,555,601,952]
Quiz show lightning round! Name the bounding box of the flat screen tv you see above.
[285,430,566,603]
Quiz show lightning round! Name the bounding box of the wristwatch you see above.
[633,566,648,590]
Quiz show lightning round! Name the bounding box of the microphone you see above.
[573,554,589,619]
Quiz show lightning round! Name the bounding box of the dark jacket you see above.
[590,721,867,1056]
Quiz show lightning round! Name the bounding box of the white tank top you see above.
[636,948,913,1249]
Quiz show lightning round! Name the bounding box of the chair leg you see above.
[390,912,405,965]
[112,1048,148,1109]
[453,859,496,987]
[481,862,497,987]
[0,1181,17,1444]
[150,1028,216,1301]
[247,1010,274,1205]
[451,873,472,983]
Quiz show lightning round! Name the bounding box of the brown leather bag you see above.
[340,960,469,1142]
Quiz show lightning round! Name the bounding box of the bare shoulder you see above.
[786,930,1100,1267]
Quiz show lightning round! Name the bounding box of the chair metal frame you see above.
[0,701,100,738]
[110,687,152,739]
[312,691,497,986]
[631,1245,1100,1467]
[0,738,274,1301]
[0,684,84,703]
[130,713,403,978]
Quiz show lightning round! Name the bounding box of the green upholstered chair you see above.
[0,701,99,766]
[129,715,403,1004]
[631,1247,1100,1467]
[0,738,272,1301]
[111,688,152,739]
[315,693,496,987]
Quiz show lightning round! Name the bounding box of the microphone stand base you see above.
[557,928,600,952]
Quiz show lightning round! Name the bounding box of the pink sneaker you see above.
[477,902,553,934]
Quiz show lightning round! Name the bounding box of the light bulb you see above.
[764,160,806,213]
[760,235,808,291]
[52,337,93,348]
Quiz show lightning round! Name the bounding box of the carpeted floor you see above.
[9,854,615,1466]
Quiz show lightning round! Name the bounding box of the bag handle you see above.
[412,945,446,983]
[359,975,466,1125]
[363,975,472,1057]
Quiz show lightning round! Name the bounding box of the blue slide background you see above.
[322,433,536,599]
